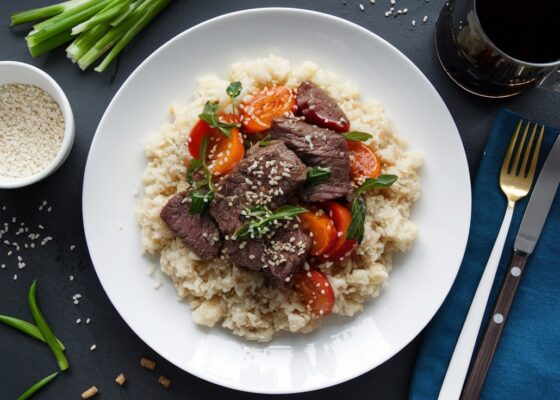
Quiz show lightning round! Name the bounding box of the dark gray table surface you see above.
[1,1,559,399]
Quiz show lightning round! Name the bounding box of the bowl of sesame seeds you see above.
[0,61,74,189]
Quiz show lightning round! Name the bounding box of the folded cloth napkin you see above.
[410,109,560,400]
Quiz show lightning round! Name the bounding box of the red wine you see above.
[476,0,560,64]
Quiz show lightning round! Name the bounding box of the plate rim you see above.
[83,7,472,394]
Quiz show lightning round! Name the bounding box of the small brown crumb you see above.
[158,375,171,388]
[81,386,98,399]
[140,357,156,370]
[115,373,126,386]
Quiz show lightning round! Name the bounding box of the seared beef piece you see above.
[225,224,312,283]
[269,117,353,202]
[210,142,307,235]
[160,192,222,261]
[296,81,350,133]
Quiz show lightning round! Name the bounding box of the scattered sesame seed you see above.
[13,274,17,280]
[359,3,364,10]
[154,281,162,290]
[390,0,395,4]
[90,344,97,351]
[76,318,81,324]
[70,275,74,281]
[86,318,91,324]
[70,245,75,251]
[412,19,416,26]
[423,15,428,22]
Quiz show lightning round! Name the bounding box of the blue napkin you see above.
[410,109,560,400]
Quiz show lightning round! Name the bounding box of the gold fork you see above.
[438,120,544,400]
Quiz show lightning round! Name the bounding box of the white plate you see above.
[83,8,471,394]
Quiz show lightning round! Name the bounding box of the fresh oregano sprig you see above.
[346,174,398,243]
[234,205,308,240]
[198,101,239,138]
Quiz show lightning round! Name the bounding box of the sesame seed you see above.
[69,275,74,281]
[359,3,364,10]
[70,245,75,251]
[13,274,17,280]
[86,318,91,324]
[90,344,96,351]
[412,19,416,26]
[76,318,81,324]
[423,15,428,22]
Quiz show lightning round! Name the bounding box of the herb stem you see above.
[16,371,59,400]
[0,315,65,350]
[28,280,69,371]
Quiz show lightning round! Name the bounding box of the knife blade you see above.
[514,135,560,254]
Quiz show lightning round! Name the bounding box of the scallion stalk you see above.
[72,0,131,35]
[27,30,74,57]
[28,280,69,371]
[66,23,111,62]
[16,372,58,400]
[30,0,108,32]
[11,0,90,26]
[109,0,146,26]
[0,315,65,350]
[27,0,114,46]
[95,0,171,72]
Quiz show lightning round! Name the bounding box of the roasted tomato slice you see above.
[187,119,211,159]
[294,269,335,316]
[207,127,244,176]
[347,141,381,183]
[299,209,337,256]
[321,201,357,262]
[240,85,296,134]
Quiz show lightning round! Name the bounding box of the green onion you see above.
[10,0,172,72]
[27,0,114,46]
[11,0,90,26]
[72,0,131,35]
[0,315,65,350]
[94,0,171,72]
[17,371,59,400]
[27,30,74,57]
[28,280,69,371]
[66,23,111,62]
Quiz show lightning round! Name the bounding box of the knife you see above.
[460,135,560,400]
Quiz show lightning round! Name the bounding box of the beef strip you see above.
[296,81,350,133]
[269,117,353,202]
[209,141,307,235]
[224,223,312,283]
[160,191,222,261]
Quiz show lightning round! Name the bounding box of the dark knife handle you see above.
[460,250,529,400]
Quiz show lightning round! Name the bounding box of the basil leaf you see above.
[347,174,398,243]
[234,205,307,239]
[198,101,238,138]
[189,190,215,214]
[346,195,366,242]
[359,174,398,192]
[306,166,331,186]
[343,131,373,142]
[226,81,242,102]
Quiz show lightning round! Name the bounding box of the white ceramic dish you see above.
[0,61,75,189]
[83,8,471,394]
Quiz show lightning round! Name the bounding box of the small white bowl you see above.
[0,61,75,189]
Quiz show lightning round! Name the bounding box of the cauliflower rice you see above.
[137,56,422,342]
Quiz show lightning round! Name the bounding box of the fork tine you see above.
[501,120,522,176]
[526,125,544,182]
[511,121,530,175]
[520,124,537,177]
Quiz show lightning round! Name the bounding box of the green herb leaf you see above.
[16,371,58,400]
[198,101,239,138]
[0,315,65,350]
[189,190,215,214]
[226,81,242,103]
[28,280,69,371]
[346,196,366,243]
[306,166,331,186]
[186,159,203,185]
[359,174,398,191]
[258,134,275,147]
[234,205,308,239]
[343,131,374,142]
[347,174,398,243]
